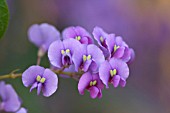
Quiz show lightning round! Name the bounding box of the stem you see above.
[0,69,83,80]
[37,47,45,65]
[0,73,22,80]
[36,56,41,65]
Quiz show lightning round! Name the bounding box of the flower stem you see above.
[0,69,83,80]
[0,73,22,80]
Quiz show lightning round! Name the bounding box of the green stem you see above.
[0,73,22,80]
[0,69,84,80]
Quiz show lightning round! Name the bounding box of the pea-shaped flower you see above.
[22,65,58,97]
[0,81,21,112]
[62,26,93,44]
[92,26,110,57]
[78,72,104,99]
[99,58,129,88]
[93,26,109,49]
[28,23,60,53]
[48,38,81,68]
[72,44,105,72]
[106,34,134,62]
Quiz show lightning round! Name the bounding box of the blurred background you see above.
[0,0,170,113]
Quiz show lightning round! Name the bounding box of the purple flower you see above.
[78,72,104,99]
[93,26,109,49]
[22,65,58,97]
[28,23,60,52]
[62,26,93,44]
[92,26,110,56]
[48,38,81,68]
[72,44,105,72]
[99,58,129,88]
[106,34,135,63]
[0,81,21,112]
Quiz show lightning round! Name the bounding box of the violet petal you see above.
[78,72,92,95]
[22,66,45,87]
[48,40,64,68]
[42,69,58,97]
[99,61,112,88]
[87,44,105,71]
[88,86,99,99]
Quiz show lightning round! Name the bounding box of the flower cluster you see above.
[22,23,135,100]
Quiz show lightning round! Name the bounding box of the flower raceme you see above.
[9,23,135,106]
[0,24,135,112]
[0,24,135,111]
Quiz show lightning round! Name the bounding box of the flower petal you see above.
[92,73,104,90]
[16,107,27,113]
[30,82,38,92]
[83,59,92,72]
[111,75,120,87]
[113,47,125,58]
[80,36,88,44]
[22,66,45,87]
[87,44,105,71]
[92,26,108,47]
[105,34,115,54]
[37,83,42,95]
[0,81,6,101]
[121,47,131,62]
[28,24,43,47]
[48,40,64,68]
[42,69,58,97]
[89,61,98,72]
[78,72,92,95]
[88,86,99,99]
[62,26,77,40]
[72,44,87,72]
[109,58,129,80]
[120,78,126,87]
[75,26,93,44]
[28,23,60,51]
[116,36,129,47]
[97,89,103,99]
[99,61,112,88]
[127,48,135,64]
[3,84,21,112]
[39,23,60,50]
[63,38,81,55]
[62,26,92,44]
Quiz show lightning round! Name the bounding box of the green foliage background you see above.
[0,0,9,39]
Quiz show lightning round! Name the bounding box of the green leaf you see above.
[0,0,9,39]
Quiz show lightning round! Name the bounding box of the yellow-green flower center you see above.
[61,49,70,55]
[83,55,91,62]
[90,80,97,86]
[75,36,81,41]
[114,45,120,52]
[100,36,104,42]
[110,69,117,77]
[36,75,46,83]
